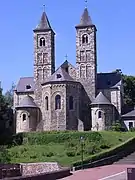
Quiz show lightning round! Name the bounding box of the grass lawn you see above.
[8,131,135,166]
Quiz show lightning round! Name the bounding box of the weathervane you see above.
[85,0,88,8]
[65,54,68,60]
[43,4,45,12]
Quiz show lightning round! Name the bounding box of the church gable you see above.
[60,60,76,79]
[16,77,34,93]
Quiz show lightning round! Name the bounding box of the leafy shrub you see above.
[111,123,125,132]
[85,142,100,155]
[130,127,135,132]
[30,154,37,159]
[0,146,10,163]
[100,144,111,149]
[12,131,102,145]
[66,150,76,157]
[46,152,54,157]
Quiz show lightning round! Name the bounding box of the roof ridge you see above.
[91,92,111,105]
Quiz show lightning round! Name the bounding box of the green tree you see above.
[4,82,15,108]
[0,87,9,134]
[122,75,135,106]
[0,87,13,144]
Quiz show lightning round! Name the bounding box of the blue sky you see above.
[0,0,135,92]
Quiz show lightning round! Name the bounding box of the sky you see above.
[0,0,135,92]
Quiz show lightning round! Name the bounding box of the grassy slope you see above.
[8,131,135,166]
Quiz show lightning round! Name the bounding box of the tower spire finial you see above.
[43,4,45,12]
[85,0,87,8]
[65,54,68,61]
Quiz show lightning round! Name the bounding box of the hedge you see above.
[73,137,135,167]
[12,131,102,145]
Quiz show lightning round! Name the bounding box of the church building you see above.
[13,6,123,133]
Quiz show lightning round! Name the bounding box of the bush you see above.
[12,131,102,145]
[130,127,135,132]
[111,123,125,132]
[0,146,10,163]
[66,150,76,157]
[46,152,54,157]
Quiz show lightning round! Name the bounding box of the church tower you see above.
[76,7,97,102]
[33,9,55,106]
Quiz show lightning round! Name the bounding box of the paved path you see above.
[60,164,135,180]
[114,151,135,164]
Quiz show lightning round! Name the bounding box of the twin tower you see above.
[33,7,97,106]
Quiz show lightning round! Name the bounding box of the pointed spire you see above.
[76,7,93,28]
[34,6,52,32]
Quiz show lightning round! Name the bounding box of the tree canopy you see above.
[123,74,135,106]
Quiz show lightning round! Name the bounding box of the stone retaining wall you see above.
[20,162,61,176]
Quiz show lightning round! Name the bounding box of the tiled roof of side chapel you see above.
[91,92,111,105]
[16,95,38,108]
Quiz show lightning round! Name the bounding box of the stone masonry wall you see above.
[76,25,97,102]
[41,84,51,131]
[66,82,81,130]
[50,84,66,131]
[16,108,38,133]
[34,30,55,107]
[91,105,114,131]
[20,162,61,176]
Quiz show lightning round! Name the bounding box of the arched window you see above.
[69,96,73,110]
[45,96,49,110]
[40,37,45,46]
[55,95,61,110]
[82,34,88,44]
[22,114,26,121]
[98,111,102,119]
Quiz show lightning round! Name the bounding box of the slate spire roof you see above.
[91,92,111,105]
[34,10,52,32]
[16,95,38,108]
[76,8,93,28]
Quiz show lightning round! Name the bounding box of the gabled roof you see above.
[76,8,93,28]
[97,72,122,89]
[43,67,75,84]
[91,92,111,105]
[34,11,53,32]
[61,60,75,69]
[16,95,38,108]
[122,108,135,117]
[16,77,34,93]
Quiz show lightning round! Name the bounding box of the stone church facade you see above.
[13,7,123,133]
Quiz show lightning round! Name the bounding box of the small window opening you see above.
[22,114,26,121]
[129,122,133,129]
[56,74,62,79]
[82,34,88,44]
[40,37,45,47]
[98,111,102,119]
[55,95,61,110]
[69,96,73,110]
[107,80,111,86]
[26,85,31,90]
[45,96,49,110]
[65,67,68,73]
